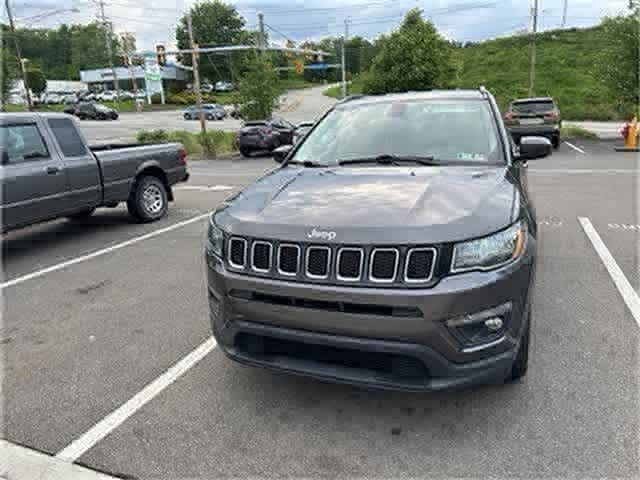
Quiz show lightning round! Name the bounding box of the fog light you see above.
[484,317,503,331]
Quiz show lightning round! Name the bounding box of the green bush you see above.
[136,129,238,157]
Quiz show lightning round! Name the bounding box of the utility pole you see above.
[5,0,32,110]
[528,0,538,97]
[561,0,568,28]
[187,14,207,135]
[121,33,138,100]
[341,18,349,98]
[98,0,120,107]
[258,12,265,55]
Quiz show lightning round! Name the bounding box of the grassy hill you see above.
[455,26,620,120]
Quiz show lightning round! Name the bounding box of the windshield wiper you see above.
[286,160,329,167]
[338,154,441,166]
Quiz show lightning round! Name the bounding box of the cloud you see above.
[6,0,631,50]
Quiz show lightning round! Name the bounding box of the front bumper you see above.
[205,243,535,391]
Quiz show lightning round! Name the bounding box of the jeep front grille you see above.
[225,237,439,287]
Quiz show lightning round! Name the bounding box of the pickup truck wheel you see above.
[240,147,252,158]
[128,176,168,222]
[68,207,96,221]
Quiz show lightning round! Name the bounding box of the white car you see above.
[120,91,135,100]
[215,81,235,92]
[135,90,146,99]
[98,91,117,101]
[201,83,214,93]
[45,93,62,104]
[62,94,78,104]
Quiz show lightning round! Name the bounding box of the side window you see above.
[0,124,50,164]
[47,118,87,157]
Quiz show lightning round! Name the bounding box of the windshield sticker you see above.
[457,152,487,161]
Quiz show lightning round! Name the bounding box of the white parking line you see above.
[175,185,234,192]
[579,217,640,328]
[1,213,209,289]
[529,169,636,174]
[56,337,217,462]
[564,141,586,154]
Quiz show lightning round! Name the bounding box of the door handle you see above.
[46,166,61,175]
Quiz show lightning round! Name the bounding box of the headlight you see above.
[451,221,526,273]
[207,214,224,257]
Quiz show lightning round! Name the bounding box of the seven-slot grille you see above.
[227,237,437,285]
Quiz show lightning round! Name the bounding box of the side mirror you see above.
[273,145,293,163]
[0,150,8,165]
[519,136,552,160]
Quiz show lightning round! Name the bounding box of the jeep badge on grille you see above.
[307,228,337,241]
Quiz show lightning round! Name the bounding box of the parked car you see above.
[215,81,235,92]
[237,116,296,157]
[201,83,214,93]
[504,97,561,149]
[120,91,135,100]
[183,104,225,121]
[97,90,117,102]
[61,93,78,104]
[44,93,62,105]
[207,88,552,391]
[0,113,189,231]
[65,103,119,121]
[135,90,146,99]
[292,121,314,144]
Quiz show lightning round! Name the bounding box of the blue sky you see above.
[4,0,631,49]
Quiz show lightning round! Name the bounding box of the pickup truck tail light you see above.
[178,147,187,166]
[504,111,515,122]
[261,128,272,136]
[544,110,559,121]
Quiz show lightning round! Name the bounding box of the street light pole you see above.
[341,18,349,98]
[187,14,207,136]
[5,0,32,110]
[528,0,538,96]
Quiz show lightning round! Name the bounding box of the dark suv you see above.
[237,116,295,157]
[64,102,118,121]
[504,97,561,148]
[206,88,551,391]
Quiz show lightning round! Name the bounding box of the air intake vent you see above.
[405,248,436,282]
[278,244,300,275]
[337,248,363,280]
[229,238,247,268]
[251,241,272,272]
[306,246,331,278]
[370,248,399,282]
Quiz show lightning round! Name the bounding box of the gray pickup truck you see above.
[1,113,189,232]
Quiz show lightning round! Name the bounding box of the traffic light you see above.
[294,59,304,74]
[156,44,166,66]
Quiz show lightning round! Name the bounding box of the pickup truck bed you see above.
[1,113,189,232]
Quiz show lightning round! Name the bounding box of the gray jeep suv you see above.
[205,88,551,391]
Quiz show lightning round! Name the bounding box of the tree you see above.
[1,49,19,109]
[361,9,456,94]
[25,67,46,96]
[176,1,251,83]
[595,14,639,114]
[235,53,280,120]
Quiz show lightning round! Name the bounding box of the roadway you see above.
[3,139,638,479]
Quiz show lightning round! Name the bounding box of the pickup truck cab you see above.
[1,113,189,232]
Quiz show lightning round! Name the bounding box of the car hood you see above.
[215,165,520,244]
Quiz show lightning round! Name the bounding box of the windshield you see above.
[511,100,555,113]
[292,99,503,165]
[95,105,109,112]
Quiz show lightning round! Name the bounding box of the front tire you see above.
[552,135,560,149]
[127,176,168,222]
[240,147,252,158]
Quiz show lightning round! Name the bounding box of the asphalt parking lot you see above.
[3,140,639,479]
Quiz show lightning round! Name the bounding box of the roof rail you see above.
[339,94,365,103]
[479,85,489,97]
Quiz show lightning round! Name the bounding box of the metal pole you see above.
[341,19,348,98]
[5,0,32,110]
[561,0,568,27]
[99,0,120,107]
[528,0,538,97]
[258,12,265,54]
[187,14,207,135]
